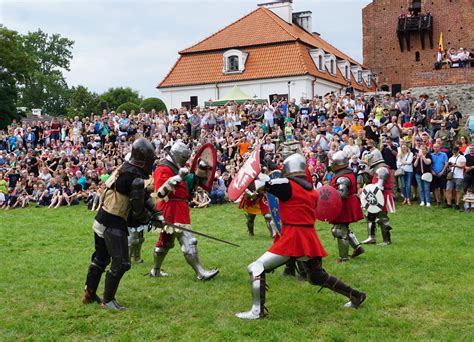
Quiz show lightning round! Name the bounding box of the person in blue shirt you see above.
[430,143,448,206]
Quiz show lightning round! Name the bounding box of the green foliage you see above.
[66,85,99,118]
[116,102,140,114]
[98,87,142,112]
[0,203,472,340]
[18,29,74,116]
[140,97,167,112]
[0,25,35,128]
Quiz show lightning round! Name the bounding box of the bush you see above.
[140,97,167,112]
[116,102,140,114]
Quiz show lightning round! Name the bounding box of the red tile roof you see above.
[160,7,372,90]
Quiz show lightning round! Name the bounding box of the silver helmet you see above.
[331,151,348,171]
[168,141,191,168]
[366,148,385,169]
[282,153,307,177]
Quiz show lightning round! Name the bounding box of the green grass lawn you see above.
[0,203,473,341]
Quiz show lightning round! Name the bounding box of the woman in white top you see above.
[342,137,360,160]
[397,143,414,205]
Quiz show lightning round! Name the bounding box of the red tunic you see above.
[329,172,364,224]
[268,180,328,258]
[153,164,190,224]
[372,166,395,213]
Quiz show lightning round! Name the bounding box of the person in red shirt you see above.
[148,141,219,281]
[329,151,365,263]
[236,153,366,320]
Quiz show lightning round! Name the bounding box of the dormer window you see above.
[223,49,248,74]
[228,56,239,72]
[345,66,349,79]
[309,48,326,72]
[330,60,334,74]
[318,55,323,70]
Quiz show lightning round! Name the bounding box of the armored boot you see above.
[362,222,376,244]
[247,214,255,236]
[379,225,392,246]
[348,231,365,258]
[134,244,143,264]
[135,232,144,263]
[184,252,219,281]
[264,214,276,238]
[236,273,267,320]
[149,247,169,277]
[336,237,350,263]
[102,271,126,310]
[282,259,296,277]
[82,263,103,305]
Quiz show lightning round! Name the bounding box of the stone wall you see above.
[408,83,474,117]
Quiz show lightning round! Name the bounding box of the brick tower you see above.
[363,0,474,90]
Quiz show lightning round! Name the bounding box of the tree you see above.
[116,102,140,114]
[140,97,167,112]
[18,29,74,116]
[98,87,142,111]
[67,85,99,118]
[0,25,36,127]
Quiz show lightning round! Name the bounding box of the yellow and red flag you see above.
[437,32,444,62]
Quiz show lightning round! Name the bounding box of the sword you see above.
[148,221,240,248]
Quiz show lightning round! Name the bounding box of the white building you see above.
[158,0,375,109]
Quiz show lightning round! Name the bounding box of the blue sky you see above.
[1,0,371,98]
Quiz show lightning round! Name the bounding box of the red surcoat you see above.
[268,180,328,257]
[153,164,190,225]
[329,172,364,224]
[371,166,394,213]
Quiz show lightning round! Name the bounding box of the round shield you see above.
[315,185,343,222]
[228,145,261,202]
[360,184,385,213]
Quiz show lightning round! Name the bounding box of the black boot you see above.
[322,275,366,308]
[83,263,103,304]
[102,271,126,310]
[296,261,307,281]
[282,259,296,277]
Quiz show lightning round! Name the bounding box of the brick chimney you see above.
[258,0,293,24]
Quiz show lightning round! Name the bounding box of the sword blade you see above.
[152,222,240,247]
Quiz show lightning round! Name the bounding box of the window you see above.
[223,49,247,74]
[345,65,349,79]
[330,60,334,74]
[227,56,239,71]
[318,55,323,70]
[415,51,420,62]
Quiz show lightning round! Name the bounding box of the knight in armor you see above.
[82,138,164,310]
[362,148,395,246]
[236,153,366,320]
[329,151,365,263]
[149,141,219,280]
[239,186,277,238]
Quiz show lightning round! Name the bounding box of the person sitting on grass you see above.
[191,187,211,208]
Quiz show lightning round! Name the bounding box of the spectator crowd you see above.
[1,90,473,212]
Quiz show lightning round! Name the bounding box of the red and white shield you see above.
[315,185,343,222]
[228,145,261,202]
[190,143,217,192]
